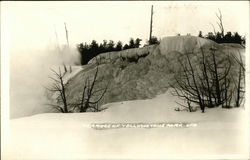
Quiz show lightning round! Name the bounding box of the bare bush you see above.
[170,45,234,113]
[170,50,205,113]
[46,63,109,113]
[72,65,109,112]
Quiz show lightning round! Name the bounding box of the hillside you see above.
[63,36,244,111]
[64,36,245,111]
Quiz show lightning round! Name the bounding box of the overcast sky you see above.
[1,1,249,53]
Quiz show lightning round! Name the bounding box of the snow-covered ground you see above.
[3,91,249,160]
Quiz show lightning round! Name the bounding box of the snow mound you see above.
[159,36,216,55]
[4,91,249,159]
[159,36,245,57]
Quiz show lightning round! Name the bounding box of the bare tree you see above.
[209,9,225,39]
[72,65,109,112]
[199,45,213,107]
[208,47,222,105]
[207,47,232,106]
[215,9,224,37]
[170,45,233,112]
[170,50,205,113]
[46,67,69,113]
[232,51,245,107]
[46,63,109,113]
[209,22,217,36]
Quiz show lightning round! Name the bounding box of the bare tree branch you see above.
[46,67,69,113]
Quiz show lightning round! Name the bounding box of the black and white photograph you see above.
[1,1,249,159]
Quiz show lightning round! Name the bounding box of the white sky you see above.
[1,1,249,53]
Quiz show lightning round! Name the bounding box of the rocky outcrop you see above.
[88,45,157,64]
[65,36,245,110]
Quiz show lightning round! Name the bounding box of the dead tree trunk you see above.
[149,5,153,43]
[209,47,222,105]
[216,9,224,37]
[186,52,204,112]
[236,66,242,106]
[232,51,245,107]
[63,22,70,74]
[46,67,69,113]
[64,22,69,48]
[200,46,213,107]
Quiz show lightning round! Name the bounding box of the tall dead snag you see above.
[63,22,69,74]
[209,9,224,39]
[47,67,69,113]
[149,5,153,43]
[73,65,109,112]
[64,22,69,48]
[215,9,224,37]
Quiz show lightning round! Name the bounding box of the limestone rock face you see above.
[88,45,157,65]
[65,36,245,109]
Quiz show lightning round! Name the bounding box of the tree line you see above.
[77,38,141,65]
[198,9,245,45]
[198,31,245,45]
[77,37,159,65]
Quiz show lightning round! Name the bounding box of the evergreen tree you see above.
[148,36,159,45]
[123,44,130,50]
[224,32,232,43]
[90,40,99,57]
[198,31,203,38]
[115,41,123,51]
[129,38,135,48]
[99,43,105,53]
[206,32,216,41]
[102,40,108,50]
[233,32,242,44]
[107,40,115,52]
[134,38,142,48]
[215,32,223,43]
